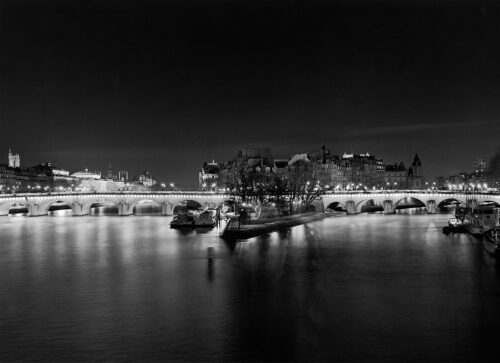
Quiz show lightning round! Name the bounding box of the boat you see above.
[483,228,500,257]
[194,210,215,227]
[442,216,467,234]
[464,205,500,237]
[170,213,195,228]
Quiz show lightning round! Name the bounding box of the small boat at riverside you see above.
[483,228,500,257]
[170,213,195,228]
[442,217,467,234]
[464,205,500,237]
[194,210,215,227]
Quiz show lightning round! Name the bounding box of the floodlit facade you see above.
[200,145,426,191]
[8,149,20,168]
[71,168,102,180]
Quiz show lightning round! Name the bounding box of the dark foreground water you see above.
[1,213,500,362]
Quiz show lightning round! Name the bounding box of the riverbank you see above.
[220,212,330,240]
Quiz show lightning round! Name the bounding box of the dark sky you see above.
[1,0,500,187]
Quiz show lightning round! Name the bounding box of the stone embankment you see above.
[220,212,329,240]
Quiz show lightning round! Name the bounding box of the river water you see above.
[1,213,500,362]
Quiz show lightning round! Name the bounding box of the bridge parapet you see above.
[0,192,235,216]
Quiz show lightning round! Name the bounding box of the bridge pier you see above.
[161,202,174,216]
[118,202,133,216]
[71,202,87,216]
[383,200,395,214]
[28,203,47,217]
[346,201,357,215]
[467,199,478,210]
[312,200,325,213]
[426,200,437,214]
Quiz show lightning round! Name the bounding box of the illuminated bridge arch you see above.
[325,201,347,212]
[393,197,427,211]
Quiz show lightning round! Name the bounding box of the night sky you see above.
[1,0,500,187]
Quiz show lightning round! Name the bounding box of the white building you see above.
[71,168,101,180]
[8,149,20,168]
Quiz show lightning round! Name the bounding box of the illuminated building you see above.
[71,168,102,180]
[199,160,220,191]
[8,149,20,168]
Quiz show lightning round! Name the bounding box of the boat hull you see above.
[483,230,500,257]
[194,222,215,227]
[170,214,195,228]
[465,224,485,237]
[193,211,215,228]
[170,223,194,228]
[483,239,499,257]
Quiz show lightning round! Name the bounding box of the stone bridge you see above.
[0,192,234,217]
[322,191,500,214]
[3,190,500,217]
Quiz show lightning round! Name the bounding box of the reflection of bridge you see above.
[0,192,234,216]
[323,191,500,214]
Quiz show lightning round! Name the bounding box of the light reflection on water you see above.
[1,214,500,361]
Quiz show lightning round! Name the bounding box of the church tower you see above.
[412,154,422,176]
[8,149,20,168]
[408,154,423,189]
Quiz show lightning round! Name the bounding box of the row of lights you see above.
[447,183,488,191]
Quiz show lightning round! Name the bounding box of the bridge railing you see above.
[323,190,500,196]
[1,190,499,199]
[0,191,236,199]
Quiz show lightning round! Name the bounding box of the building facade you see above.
[199,145,426,192]
[8,149,20,168]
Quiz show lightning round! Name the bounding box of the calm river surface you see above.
[1,213,500,362]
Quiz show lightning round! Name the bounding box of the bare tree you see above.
[269,174,290,215]
[226,162,254,202]
[287,168,323,214]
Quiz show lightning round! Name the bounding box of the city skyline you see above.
[1,145,493,188]
[2,0,500,185]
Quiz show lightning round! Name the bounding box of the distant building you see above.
[138,170,156,187]
[107,163,113,180]
[199,146,426,193]
[384,163,407,189]
[118,170,129,181]
[407,154,423,189]
[8,149,20,168]
[474,159,486,174]
[434,176,446,189]
[340,152,386,189]
[28,163,70,179]
[199,160,220,191]
[71,168,102,180]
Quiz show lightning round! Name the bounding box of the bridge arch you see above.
[477,200,500,207]
[393,197,427,212]
[7,202,29,215]
[47,200,73,216]
[436,197,466,207]
[435,198,466,212]
[85,200,120,215]
[326,201,347,212]
[355,199,384,213]
[131,199,162,215]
